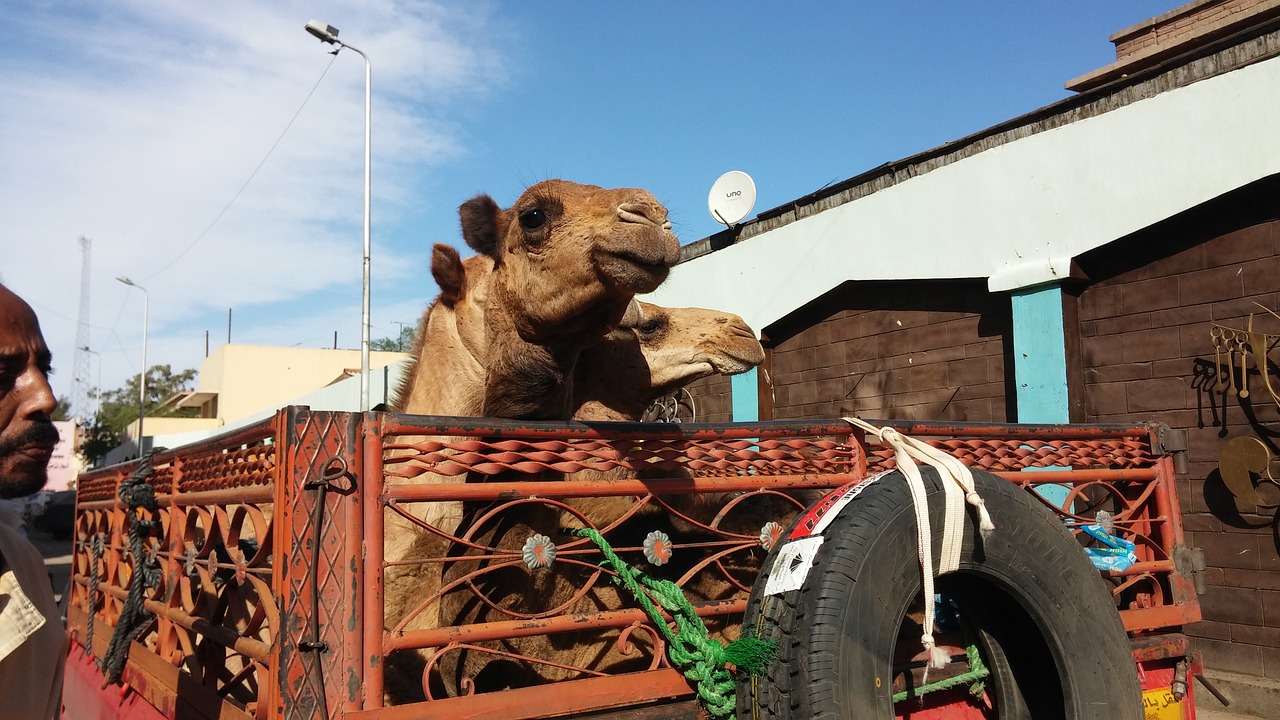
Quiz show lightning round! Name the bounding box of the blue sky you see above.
[0,1,1177,413]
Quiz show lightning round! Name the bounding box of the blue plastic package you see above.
[1080,522,1137,572]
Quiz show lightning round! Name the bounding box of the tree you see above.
[78,364,198,466]
[370,324,415,352]
[52,396,72,421]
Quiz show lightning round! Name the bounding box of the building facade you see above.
[648,0,1280,703]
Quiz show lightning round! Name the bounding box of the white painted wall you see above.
[647,55,1280,333]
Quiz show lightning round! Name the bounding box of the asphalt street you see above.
[26,525,74,605]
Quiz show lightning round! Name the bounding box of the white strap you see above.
[843,418,997,675]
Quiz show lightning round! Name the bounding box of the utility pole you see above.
[71,237,93,421]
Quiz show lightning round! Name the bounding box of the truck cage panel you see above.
[66,408,1199,720]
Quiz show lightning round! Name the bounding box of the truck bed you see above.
[65,408,1200,719]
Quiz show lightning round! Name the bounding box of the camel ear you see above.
[618,299,644,329]
[431,244,466,307]
[459,194,502,258]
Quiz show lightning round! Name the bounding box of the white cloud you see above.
[0,0,508,411]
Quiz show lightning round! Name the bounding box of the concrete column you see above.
[1011,281,1072,509]
[731,368,759,422]
[1010,282,1070,423]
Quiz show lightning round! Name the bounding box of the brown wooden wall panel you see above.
[683,374,734,423]
[761,279,1012,423]
[1074,175,1280,678]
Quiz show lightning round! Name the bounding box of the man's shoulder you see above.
[0,511,42,574]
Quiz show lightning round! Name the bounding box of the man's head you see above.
[0,284,58,499]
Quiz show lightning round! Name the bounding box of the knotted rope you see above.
[563,527,774,720]
[842,418,995,678]
[86,533,103,659]
[99,455,163,686]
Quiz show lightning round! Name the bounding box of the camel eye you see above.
[518,208,547,230]
[638,319,665,336]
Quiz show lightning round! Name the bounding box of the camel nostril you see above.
[617,202,667,228]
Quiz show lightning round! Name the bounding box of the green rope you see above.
[563,527,775,720]
[891,638,989,703]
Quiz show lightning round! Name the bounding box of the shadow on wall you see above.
[1192,355,1280,555]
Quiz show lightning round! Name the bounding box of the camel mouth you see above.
[703,327,765,375]
[709,355,758,375]
[593,248,673,293]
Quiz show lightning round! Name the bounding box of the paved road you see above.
[26,525,74,604]
[1198,708,1268,720]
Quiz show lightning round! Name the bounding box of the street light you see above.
[78,346,103,420]
[392,320,408,351]
[116,276,149,455]
[305,19,372,412]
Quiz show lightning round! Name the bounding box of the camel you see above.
[384,178,679,542]
[382,179,678,698]
[382,243,766,701]
[459,179,680,419]
[571,300,763,421]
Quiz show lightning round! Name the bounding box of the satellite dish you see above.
[708,171,756,227]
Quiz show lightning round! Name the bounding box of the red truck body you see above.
[63,408,1202,719]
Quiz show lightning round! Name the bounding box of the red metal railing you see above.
[68,410,1199,720]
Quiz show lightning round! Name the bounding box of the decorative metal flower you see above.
[522,533,557,569]
[759,521,783,551]
[643,530,673,566]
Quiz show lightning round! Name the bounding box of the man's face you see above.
[0,286,58,499]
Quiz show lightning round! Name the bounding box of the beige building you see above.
[167,344,409,421]
[107,344,410,463]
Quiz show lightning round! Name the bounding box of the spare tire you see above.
[737,465,1141,720]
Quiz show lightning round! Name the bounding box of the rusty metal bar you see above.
[1153,455,1184,545]
[76,578,271,660]
[1121,603,1202,633]
[1105,560,1176,576]
[385,474,858,503]
[345,668,695,720]
[384,599,745,653]
[76,486,275,512]
[990,468,1159,484]
[381,469,1158,505]
[361,412,385,709]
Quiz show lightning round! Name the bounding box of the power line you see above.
[142,56,339,282]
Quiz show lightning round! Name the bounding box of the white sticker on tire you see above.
[763,535,824,596]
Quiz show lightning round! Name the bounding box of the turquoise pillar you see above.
[1011,282,1072,509]
[731,368,759,422]
[1010,283,1070,423]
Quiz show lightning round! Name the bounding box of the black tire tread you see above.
[738,467,1141,720]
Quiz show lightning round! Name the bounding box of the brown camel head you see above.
[459,179,680,343]
[392,244,494,416]
[393,237,760,423]
[455,180,681,418]
[573,301,765,421]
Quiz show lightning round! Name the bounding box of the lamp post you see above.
[305,19,372,412]
[116,276,149,454]
[78,345,103,420]
[392,320,408,351]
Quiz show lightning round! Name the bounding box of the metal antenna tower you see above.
[71,236,93,422]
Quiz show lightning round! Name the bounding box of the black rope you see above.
[86,533,103,657]
[99,455,162,686]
